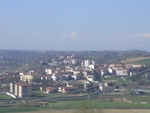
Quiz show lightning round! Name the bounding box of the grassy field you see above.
[103,76,138,86]
[0,93,13,99]
[127,96,150,103]
[124,57,150,64]
[136,58,150,66]
[31,91,66,98]
[0,107,38,113]
[1,97,150,113]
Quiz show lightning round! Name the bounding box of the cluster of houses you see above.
[11,58,146,97]
[19,59,145,83]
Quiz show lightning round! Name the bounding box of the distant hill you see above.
[124,57,150,66]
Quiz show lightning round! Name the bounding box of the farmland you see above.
[124,57,150,65]
[1,95,150,113]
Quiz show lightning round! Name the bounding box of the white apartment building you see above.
[13,83,32,98]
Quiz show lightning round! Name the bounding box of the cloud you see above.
[62,31,77,39]
[133,33,150,38]
[109,32,150,41]
[61,31,91,40]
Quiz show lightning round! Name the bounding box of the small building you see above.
[40,86,46,92]
[45,68,53,74]
[45,87,56,94]
[61,87,78,94]
[116,69,128,76]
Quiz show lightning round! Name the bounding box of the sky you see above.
[0,0,150,51]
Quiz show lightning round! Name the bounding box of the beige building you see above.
[14,83,19,96]
[10,82,15,94]
[20,73,39,84]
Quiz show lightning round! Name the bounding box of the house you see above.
[108,68,115,74]
[61,86,78,94]
[116,69,128,76]
[40,74,52,81]
[45,87,56,94]
[40,86,46,92]
[115,63,124,68]
[81,59,94,68]
[130,64,144,68]
[45,68,53,74]
[71,59,77,65]
[51,74,60,81]
[58,86,67,93]
[101,69,109,76]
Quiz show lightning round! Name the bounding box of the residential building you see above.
[45,87,56,94]
[14,83,32,98]
[45,68,53,74]
[61,86,78,93]
[116,69,128,76]
[10,82,15,94]
[81,59,94,68]
[20,73,40,84]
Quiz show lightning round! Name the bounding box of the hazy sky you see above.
[0,0,150,51]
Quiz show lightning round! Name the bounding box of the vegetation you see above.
[31,91,66,98]
[0,107,38,113]
[0,93,13,99]
[74,100,104,113]
[1,96,150,113]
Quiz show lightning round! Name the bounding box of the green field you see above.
[103,76,138,86]
[136,58,150,66]
[0,107,38,113]
[31,91,66,98]
[124,57,150,65]
[46,99,150,109]
[1,96,150,113]
[127,96,150,103]
[0,93,13,99]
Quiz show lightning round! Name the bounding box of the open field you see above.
[0,93,13,99]
[17,109,150,113]
[124,57,150,64]
[1,97,150,113]
[32,91,66,98]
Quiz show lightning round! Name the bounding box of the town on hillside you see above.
[0,50,150,98]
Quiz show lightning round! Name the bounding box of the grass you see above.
[1,97,150,113]
[117,77,138,85]
[127,96,150,103]
[124,57,150,63]
[47,99,150,109]
[0,93,13,99]
[136,58,150,66]
[0,107,38,113]
[31,91,66,98]
[103,76,138,86]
